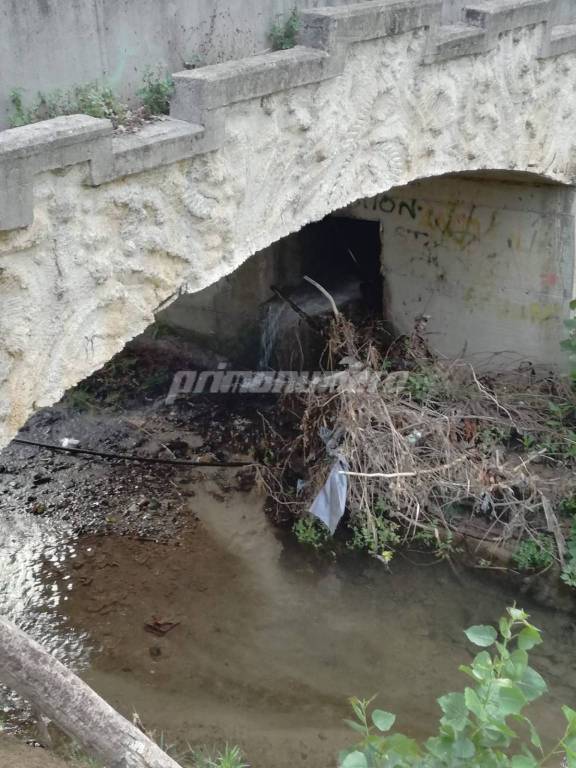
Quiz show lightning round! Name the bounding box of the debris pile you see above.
[264,315,576,568]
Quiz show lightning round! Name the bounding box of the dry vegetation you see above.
[263,315,576,577]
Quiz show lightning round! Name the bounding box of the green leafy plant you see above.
[412,528,436,549]
[348,503,401,556]
[404,366,446,405]
[561,298,576,380]
[188,744,249,768]
[513,536,555,572]
[561,517,576,587]
[479,425,511,444]
[340,606,576,768]
[293,516,329,549]
[270,8,299,50]
[8,82,127,127]
[8,88,34,127]
[433,530,459,561]
[138,68,174,115]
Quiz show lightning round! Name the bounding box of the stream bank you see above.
[1,335,576,767]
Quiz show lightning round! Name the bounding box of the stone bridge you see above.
[1,0,576,447]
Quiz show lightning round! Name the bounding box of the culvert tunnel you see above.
[154,171,575,373]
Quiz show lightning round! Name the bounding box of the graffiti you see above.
[395,226,432,242]
[363,195,421,219]
[362,195,498,251]
[420,202,482,250]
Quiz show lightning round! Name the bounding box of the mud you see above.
[31,481,576,767]
[1,342,575,768]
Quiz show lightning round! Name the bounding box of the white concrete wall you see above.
[346,175,576,368]
[0,0,361,129]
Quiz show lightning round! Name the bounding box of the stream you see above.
[1,473,575,767]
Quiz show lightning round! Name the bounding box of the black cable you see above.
[12,438,255,469]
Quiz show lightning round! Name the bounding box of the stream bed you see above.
[1,474,575,767]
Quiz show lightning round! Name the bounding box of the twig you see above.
[340,456,466,479]
[303,275,339,318]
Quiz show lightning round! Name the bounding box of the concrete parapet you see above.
[464,0,551,31]
[1,0,575,230]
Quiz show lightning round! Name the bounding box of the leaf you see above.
[494,680,527,715]
[499,617,512,639]
[343,719,368,735]
[465,625,498,647]
[438,692,468,731]
[505,649,528,681]
[517,626,542,651]
[385,733,421,758]
[371,710,396,732]
[511,755,539,767]
[519,666,548,702]
[471,650,493,681]
[508,607,528,622]
[452,735,475,759]
[341,751,368,768]
[563,705,576,736]
[464,687,484,719]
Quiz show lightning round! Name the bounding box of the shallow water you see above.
[1,476,576,766]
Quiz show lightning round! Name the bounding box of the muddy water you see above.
[2,476,576,767]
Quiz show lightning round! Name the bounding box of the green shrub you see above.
[293,516,329,549]
[138,68,174,115]
[8,82,127,128]
[340,606,575,768]
[270,9,299,50]
[513,536,555,572]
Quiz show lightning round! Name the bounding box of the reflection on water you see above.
[0,510,89,715]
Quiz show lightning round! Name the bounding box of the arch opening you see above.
[153,169,575,372]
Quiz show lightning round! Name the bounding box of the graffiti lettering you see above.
[395,226,431,242]
[363,195,419,218]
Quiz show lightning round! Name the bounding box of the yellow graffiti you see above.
[528,303,561,323]
[420,202,492,250]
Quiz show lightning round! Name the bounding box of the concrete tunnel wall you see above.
[345,175,576,368]
[158,173,576,371]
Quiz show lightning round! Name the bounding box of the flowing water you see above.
[1,474,575,767]
[259,302,287,370]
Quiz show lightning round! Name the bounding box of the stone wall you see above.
[345,175,576,368]
[1,1,576,447]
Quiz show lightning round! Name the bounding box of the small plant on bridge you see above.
[8,82,127,127]
[270,8,299,50]
[340,606,575,768]
[138,68,174,115]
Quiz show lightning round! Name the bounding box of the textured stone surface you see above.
[1,22,576,446]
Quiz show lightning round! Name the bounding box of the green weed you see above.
[513,535,555,571]
[9,82,127,128]
[270,9,299,50]
[138,68,174,115]
[340,606,572,768]
[293,516,329,549]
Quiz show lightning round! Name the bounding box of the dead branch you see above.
[0,617,182,768]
